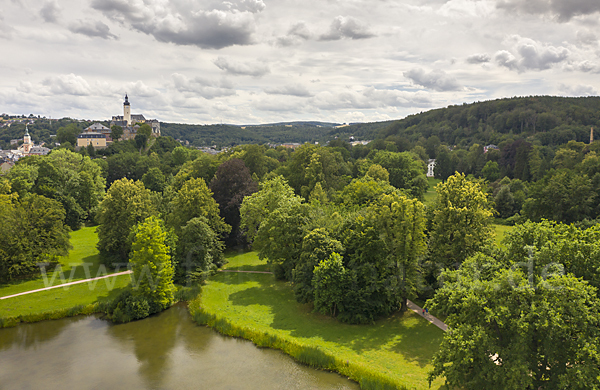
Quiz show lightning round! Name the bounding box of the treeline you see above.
[0,119,96,150]
[432,138,600,224]
[377,96,600,150]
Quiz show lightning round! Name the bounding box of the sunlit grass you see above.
[0,227,119,297]
[192,251,445,390]
[494,224,513,246]
[0,227,130,318]
[423,177,441,206]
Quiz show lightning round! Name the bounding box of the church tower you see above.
[20,125,33,154]
[123,94,131,126]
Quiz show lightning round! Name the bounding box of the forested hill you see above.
[3,96,599,149]
[376,96,600,149]
[159,120,390,146]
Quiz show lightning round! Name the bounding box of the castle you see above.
[78,95,161,148]
[110,95,160,140]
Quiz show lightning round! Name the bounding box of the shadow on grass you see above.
[219,272,441,368]
[224,263,271,272]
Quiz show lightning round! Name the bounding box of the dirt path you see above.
[406,299,448,332]
[0,270,133,300]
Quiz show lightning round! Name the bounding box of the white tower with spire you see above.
[123,94,131,126]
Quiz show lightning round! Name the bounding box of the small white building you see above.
[427,159,436,177]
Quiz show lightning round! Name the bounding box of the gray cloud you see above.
[213,57,270,77]
[558,83,598,96]
[276,22,311,46]
[404,68,463,91]
[311,88,433,111]
[466,53,491,64]
[69,20,117,39]
[564,60,600,73]
[40,1,60,23]
[171,73,236,99]
[91,0,263,49]
[41,74,93,96]
[496,0,600,22]
[494,36,569,71]
[319,16,375,41]
[577,30,598,45]
[264,84,312,97]
[0,15,15,39]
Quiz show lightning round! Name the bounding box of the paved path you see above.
[407,299,448,332]
[0,270,133,300]
[218,269,274,274]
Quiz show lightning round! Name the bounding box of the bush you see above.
[105,289,151,323]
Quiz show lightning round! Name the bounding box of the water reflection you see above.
[0,316,78,352]
[0,304,358,390]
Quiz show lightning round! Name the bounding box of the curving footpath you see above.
[407,299,448,332]
[0,270,133,300]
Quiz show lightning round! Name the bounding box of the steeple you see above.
[123,94,131,126]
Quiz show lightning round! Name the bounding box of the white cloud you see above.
[319,16,375,41]
[404,68,463,91]
[68,20,117,39]
[213,57,270,77]
[558,83,598,96]
[496,0,600,22]
[264,84,312,97]
[41,74,93,96]
[92,0,264,49]
[171,73,236,99]
[438,0,496,18]
[0,15,15,39]
[467,53,492,64]
[275,22,312,46]
[576,30,598,46]
[310,88,433,111]
[494,36,569,71]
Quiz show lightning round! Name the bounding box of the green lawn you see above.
[0,226,131,318]
[196,251,445,390]
[494,224,513,245]
[423,177,441,206]
[0,226,124,297]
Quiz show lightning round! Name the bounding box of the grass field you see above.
[193,251,445,390]
[0,227,124,297]
[494,224,513,245]
[423,177,441,205]
[0,227,130,318]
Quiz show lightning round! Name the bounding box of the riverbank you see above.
[189,251,445,390]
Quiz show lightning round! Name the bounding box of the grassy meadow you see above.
[191,251,446,390]
[0,227,130,319]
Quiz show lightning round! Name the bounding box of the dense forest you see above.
[2,95,600,388]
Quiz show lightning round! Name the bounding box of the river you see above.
[0,304,359,389]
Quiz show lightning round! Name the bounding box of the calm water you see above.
[0,304,359,390]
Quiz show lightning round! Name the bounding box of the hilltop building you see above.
[76,95,161,148]
[110,95,160,141]
[4,125,50,161]
[18,126,33,154]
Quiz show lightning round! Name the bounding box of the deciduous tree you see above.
[97,178,156,264]
[428,172,494,269]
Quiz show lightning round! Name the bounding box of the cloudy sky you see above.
[1,0,599,125]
